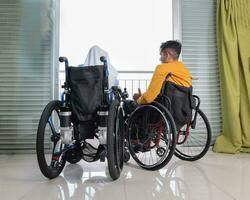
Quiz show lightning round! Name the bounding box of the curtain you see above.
[213,0,250,153]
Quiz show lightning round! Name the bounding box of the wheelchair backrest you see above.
[158,80,194,129]
[68,65,106,121]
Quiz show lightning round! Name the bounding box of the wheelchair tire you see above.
[127,102,176,170]
[107,99,124,180]
[36,100,66,179]
[174,108,211,161]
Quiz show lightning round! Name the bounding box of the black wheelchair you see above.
[124,80,212,170]
[36,56,128,180]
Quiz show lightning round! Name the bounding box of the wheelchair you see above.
[124,80,212,170]
[36,56,127,180]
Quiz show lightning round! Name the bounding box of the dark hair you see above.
[160,40,182,59]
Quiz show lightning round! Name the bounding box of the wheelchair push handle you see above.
[122,88,129,100]
[100,56,109,78]
[59,56,70,103]
[99,56,110,104]
[59,57,69,83]
[100,56,107,63]
[59,57,69,67]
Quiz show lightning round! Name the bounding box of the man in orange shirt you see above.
[134,40,192,104]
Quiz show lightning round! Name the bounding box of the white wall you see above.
[60,0,173,71]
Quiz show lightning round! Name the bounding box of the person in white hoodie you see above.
[80,45,118,88]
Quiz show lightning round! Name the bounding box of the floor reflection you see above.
[123,160,213,200]
[1,153,246,200]
[43,160,213,200]
[61,163,113,200]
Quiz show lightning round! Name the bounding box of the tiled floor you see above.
[0,151,249,200]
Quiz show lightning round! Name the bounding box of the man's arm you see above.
[137,65,167,104]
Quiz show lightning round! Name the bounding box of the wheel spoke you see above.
[127,104,176,170]
[174,109,211,161]
[48,117,59,138]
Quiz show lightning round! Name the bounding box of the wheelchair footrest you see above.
[81,143,107,162]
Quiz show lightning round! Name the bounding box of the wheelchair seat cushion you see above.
[69,66,104,121]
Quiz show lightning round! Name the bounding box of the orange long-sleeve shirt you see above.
[137,62,192,104]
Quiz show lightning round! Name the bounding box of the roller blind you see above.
[0,0,58,152]
[181,0,221,142]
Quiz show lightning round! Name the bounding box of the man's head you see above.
[159,40,182,63]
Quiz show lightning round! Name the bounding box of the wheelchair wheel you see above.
[127,102,176,170]
[107,99,124,180]
[36,100,66,179]
[174,108,211,161]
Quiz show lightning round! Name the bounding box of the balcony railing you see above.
[59,70,153,99]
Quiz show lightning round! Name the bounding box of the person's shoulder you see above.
[158,62,183,67]
[153,64,173,76]
[177,62,192,75]
[155,63,172,69]
[154,64,168,73]
[172,61,185,66]
[170,61,189,70]
[156,63,180,71]
[177,62,190,70]
[178,61,187,67]
[157,63,172,67]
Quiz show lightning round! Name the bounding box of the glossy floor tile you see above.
[0,151,249,200]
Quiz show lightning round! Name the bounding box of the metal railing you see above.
[59,70,153,99]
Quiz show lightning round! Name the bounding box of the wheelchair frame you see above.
[124,83,212,169]
[36,55,211,177]
[36,56,127,180]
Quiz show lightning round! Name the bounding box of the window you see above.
[60,0,173,71]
